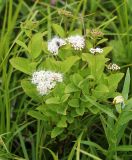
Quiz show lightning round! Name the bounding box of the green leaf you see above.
[94,84,109,92]
[16,40,30,52]
[68,140,77,160]
[92,84,109,99]
[70,109,78,117]
[57,105,68,115]
[69,29,82,36]
[125,98,132,110]
[85,96,116,119]
[60,56,80,73]
[76,107,85,116]
[37,105,57,120]
[78,75,94,94]
[67,115,74,124]
[115,104,122,114]
[53,83,65,96]
[41,56,80,73]
[52,23,65,37]
[88,106,99,114]
[21,79,42,102]
[103,46,113,56]
[41,57,61,71]
[43,104,59,114]
[28,32,43,58]
[45,97,60,104]
[115,145,132,152]
[65,83,80,93]
[42,41,49,54]
[76,132,83,160]
[82,53,109,81]
[61,94,70,102]
[96,38,108,46]
[51,127,64,138]
[72,73,83,86]
[81,140,107,155]
[10,57,37,75]
[28,110,45,120]
[78,149,102,160]
[122,68,130,100]
[43,147,59,160]
[68,99,79,108]
[106,73,124,92]
[85,40,93,49]
[57,116,67,128]
[117,110,132,125]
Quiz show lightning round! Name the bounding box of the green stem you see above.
[121,64,132,69]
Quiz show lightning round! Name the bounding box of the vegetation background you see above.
[0,0,132,159]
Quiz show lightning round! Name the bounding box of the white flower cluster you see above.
[48,37,66,55]
[66,35,85,50]
[89,47,103,54]
[113,95,124,105]
[107,63,120,71]
[48,35,85,55]
[31,70,63,95]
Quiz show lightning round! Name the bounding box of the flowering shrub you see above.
[31,71,63,95]
[10,24,125,138]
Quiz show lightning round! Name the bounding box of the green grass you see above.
[0,0,132,159]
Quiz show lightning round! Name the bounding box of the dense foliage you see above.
[0,0,132,160]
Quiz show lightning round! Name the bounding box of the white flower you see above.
[89,47,103,54]
[113,95,124,105]
[31,71,44,85]
[66,35,85,50]
[107,63,120,71]
[89,48,95,54]
[48,37,66,55]
[37,82,48,95]
[52,73,63,82]
[96,47,103,53]
[31,70,63,95]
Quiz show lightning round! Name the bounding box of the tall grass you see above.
[0,0,131,159]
